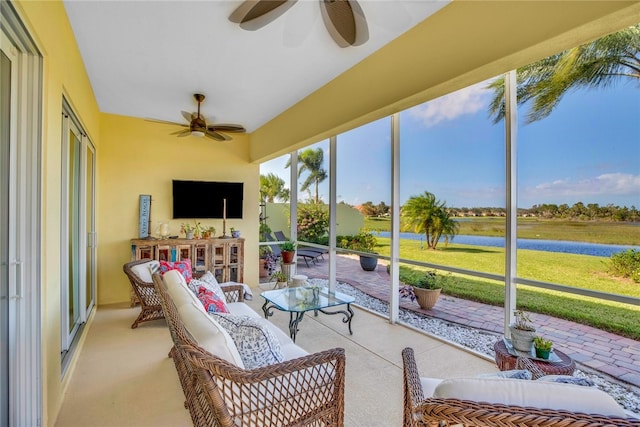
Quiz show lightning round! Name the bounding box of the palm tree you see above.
[286,148,328,203]
[488,25,639,123]
[401,191,458,250]
[260,173,289,203]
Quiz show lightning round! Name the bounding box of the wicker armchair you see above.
[401,347,638,427]
[152,273,346,427]
[122,259,165,328]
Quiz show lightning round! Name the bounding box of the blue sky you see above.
[261,78,639,209]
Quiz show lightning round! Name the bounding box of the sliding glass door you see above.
[61,103,96,364]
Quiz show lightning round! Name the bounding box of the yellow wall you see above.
[98,113,260,304]
[13,1,102,425]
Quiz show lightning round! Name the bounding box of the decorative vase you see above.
[281,250,295,264]
[509,326,536,352]
[359,254,378,271]
[186,231,194,239]
[413,287,441,309]
[535,347,551,359]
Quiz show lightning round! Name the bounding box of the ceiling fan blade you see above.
[145,118,188,127]
[320,0,368,47]
[181,111,195,122]
[170,129,191,138]
[229,0,297,31]
[205,129,232,142]
[210,124,246,133]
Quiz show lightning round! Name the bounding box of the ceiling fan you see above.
[229,0,368,48]
[147,94,246,141]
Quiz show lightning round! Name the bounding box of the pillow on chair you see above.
[159,259,193,283]
[210,313,283,369]
[433,377,628,417]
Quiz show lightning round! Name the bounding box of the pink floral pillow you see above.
[197,287,229,313]
[159,259,193,283]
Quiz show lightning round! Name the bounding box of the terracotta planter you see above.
[259,259,269,278]
[413,287,441,309]
[281,250,295,264]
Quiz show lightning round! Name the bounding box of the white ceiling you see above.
[63,0,449,133]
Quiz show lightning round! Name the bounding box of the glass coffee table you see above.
[261,286,355,342]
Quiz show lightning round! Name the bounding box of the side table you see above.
[493,339,575,379]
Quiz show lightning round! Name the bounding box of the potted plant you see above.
[259,246,278,278]
[230,227,241,238]
[202,225,216,239]
[181,222,196,239]
[270,271,288,288]
[280,241,296,264]
[399,270,445,309]
[533,336,553,359]
[509,310,537,352]
[341,229,378,271]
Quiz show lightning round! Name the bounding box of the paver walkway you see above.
[289,253,640,388]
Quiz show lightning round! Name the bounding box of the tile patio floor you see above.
[288,253,640,389]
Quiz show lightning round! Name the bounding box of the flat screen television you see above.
[172,180,244,219]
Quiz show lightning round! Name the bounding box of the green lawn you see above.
[373,236,640,340]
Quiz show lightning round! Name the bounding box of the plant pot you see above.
[535,347,551,359]
[185,231,194,239]
[413,287,441,309]
[276,281,288,289]
[509,326,536,352]
[359,254,378,271]
[281,250,295,264]
[231,230,241,238]
[259,259,269,278]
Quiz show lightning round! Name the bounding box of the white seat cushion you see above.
[433,377,629,417]
[177,302,244,369]
[227,302,261,319]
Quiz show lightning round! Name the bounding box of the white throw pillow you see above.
[177,302,244,368]
[164,270,202,310]
[130,260,159,283]
[433,377,628,417]
[210,313,284,369]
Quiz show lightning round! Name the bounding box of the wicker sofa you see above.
[401,347,639,427]
[152,269,345,427]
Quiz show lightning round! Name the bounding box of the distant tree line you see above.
[358,201,639,222]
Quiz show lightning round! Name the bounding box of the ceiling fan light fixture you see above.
[191,129,205,137]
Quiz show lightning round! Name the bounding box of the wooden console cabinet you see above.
[130,237,244,283]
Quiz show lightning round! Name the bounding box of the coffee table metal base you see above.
[262,302,354,343]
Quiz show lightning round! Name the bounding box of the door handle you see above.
[10,259,23,299]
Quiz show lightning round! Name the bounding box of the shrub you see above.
[297,204,329,243]
[337,229,377,253]
[608,249,640,283]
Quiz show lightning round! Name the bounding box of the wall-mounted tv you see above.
[172,180,244,219]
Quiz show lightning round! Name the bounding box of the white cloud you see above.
[524,173,640,202]
[407,81,491,127]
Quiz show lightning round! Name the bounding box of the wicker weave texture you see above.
[401,347,638,427]
[153,272,346,427]
[123,259,165,328]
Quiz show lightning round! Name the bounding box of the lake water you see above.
[375,232,640,257]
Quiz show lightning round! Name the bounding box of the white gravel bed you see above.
[308,278,640,416]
